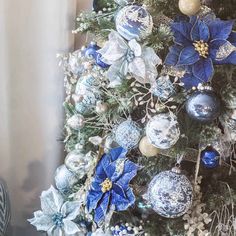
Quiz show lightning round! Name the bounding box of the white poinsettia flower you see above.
[28,186,83,236]
[98,30,162,87]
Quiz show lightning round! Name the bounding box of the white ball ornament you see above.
[139,136,159,157]
[95,101,108,113]
[178,0,201,16]
[146,113,180,149]
[67,114,85,130]
[145,167,193,218]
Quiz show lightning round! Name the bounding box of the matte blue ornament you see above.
[115,5,153,41]
[84,42,109,68]
[185,90,221,123]
[150,75,175,101]
[54,165,79,195]
[201,147,220,168]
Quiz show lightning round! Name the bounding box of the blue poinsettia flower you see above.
[86,147,139,224]
[165,16,236,89]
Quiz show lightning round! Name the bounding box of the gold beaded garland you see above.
[139,136,159,157]
[178,0,201,16]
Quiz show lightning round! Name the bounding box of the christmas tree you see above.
[29,0,236,235]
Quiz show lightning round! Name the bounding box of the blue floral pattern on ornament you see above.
[165,16,236,89]
[86,147,139,224]
[28,186,82,235]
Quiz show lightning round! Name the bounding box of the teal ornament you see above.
[54,165,79,195]
[115,119,142,149]
[145,167,193,218]
[0,180,10,236]
[115,5,153,41]
[186,90,221,123]
[201,147,220,168]
[150,75,175,101]
[146,113,180,149]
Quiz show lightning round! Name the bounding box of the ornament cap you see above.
[171,166,181,174]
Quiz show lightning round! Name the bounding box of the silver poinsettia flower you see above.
[98,30,162,87]
[28,186,84,236]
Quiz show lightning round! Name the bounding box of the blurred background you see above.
[0,1,92,235]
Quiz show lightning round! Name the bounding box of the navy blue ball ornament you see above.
[54,165,79,194]
[115,5,153,41]
[185,89,221,123]
[201,147,220,168]
[145,167,193,218]
[83,42,109,68]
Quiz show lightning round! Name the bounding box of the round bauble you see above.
[139,136,159,157]
[201,146,220,169]
[185,90,221,123]
[54,165,78,194]
[67,114,85,130]
[115,119,142,150]
[146,113,180,149]
[150,75,175,101]
[179,0,201,16]
[115,5,153,41]
[114,0,131,5]
[65,150,94,179]
[95,101,108,113]
[145,168,193,218]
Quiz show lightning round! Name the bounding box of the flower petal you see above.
[98,30,128,64]
[209,39,228,60]
[40,186,64,215]
[171,22,192,46]
[165,45,183,66]
[111,190,131,211]
[61,201,82,220]
[125,188,135,205]
[109,147,127,162]
[128,57,146,81]
[113,183,126,199]
[128,39,142,57]
[177,46,200,66]
[191,19,210,42]
[208,20,234,40]
[193,58,214,82]
[63,219,81,235]
[214,51,236,65]
[28,212,54,232]
[180,71,204,90]
[47,225,62,236]
[228,32,236,46]
[94,192,110,224]
[86,189,103,213]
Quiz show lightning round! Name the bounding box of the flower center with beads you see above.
[101,178,113,193]
[52,213,64,228]
[193,40,209,58]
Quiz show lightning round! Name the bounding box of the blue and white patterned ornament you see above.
[115,5,153,41]
[145,167,193,218]
[201,146,220,168]
[146,113,180,149]
[114,119,142,149]
[54,165,79,194]
[150,75,175,101]
[185,89,221,123]
[83,42,109,68]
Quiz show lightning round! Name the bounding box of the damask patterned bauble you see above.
[185,90,221,123]
[146,113,180,149]
[115,5,153,41]
[65,150,94,179]
[54,165,79,194]
[145,167,193,218]
[150,75,175,101]
[115,119,142,149]
[201,146,220,169]
[179,0,201,16]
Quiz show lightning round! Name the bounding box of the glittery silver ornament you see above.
[54,165,78,194]
[185,90,221,123]
[65,150,94,179]
[221,84,236,109]
[67,114,85,130]
[115,5,153,41]
[150,75,175,101]
[145,167,193,218]
[104,135,119,152]
[146,113,180,149]
[115,119,142,150]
